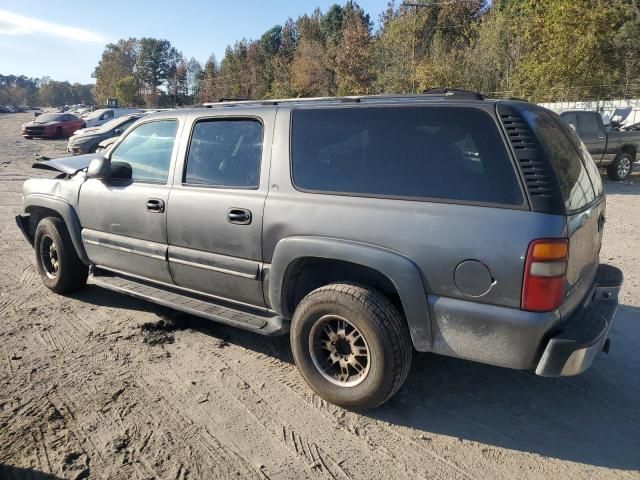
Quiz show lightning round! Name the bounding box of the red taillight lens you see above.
[521,239,568,312]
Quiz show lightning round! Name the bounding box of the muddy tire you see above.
[607,152,634,181]
[290,283,412,410]
[34,217,88,294]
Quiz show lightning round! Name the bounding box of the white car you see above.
[82,108,141,128]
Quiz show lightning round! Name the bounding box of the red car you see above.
[22,113,86,139]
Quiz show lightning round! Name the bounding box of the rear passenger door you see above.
[166,111,274,307]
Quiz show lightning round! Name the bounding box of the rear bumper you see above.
[535,264,623,377]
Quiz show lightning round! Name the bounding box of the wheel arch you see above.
[618,144,637,160]
[24,194,90,265]
[268,236,432,351]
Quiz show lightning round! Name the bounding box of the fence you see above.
[538,98,640,126]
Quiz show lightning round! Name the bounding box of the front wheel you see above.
[290,283,412,410]
[607,152,634,181]
[34,217,88,294]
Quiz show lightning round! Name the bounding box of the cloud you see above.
[0,9,105,43]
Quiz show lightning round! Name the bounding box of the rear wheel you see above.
[290,283,412,410]
[607,152,633,181]
[56,126,63,138]
[34,217,88,294]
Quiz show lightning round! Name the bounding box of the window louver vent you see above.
[500,113,554,198]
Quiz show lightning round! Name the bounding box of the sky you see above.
[0,0,391,84]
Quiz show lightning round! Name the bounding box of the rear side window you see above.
[291,107,524,206]
[521,109,596,211]
[577,113,602,136]
[184,118,262,188]
[562,113,577,131]
[556,114,604,197]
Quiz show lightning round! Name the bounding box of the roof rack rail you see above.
[422,87,484,100]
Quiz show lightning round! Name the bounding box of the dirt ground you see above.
[0,112,638,480]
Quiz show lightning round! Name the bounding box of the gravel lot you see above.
[0,112,639,480]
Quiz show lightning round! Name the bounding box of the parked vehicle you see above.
[67,113,142,155]
[560,110,640,180]
[16,91,622,409]
[21,113,85,139]
[82,108,141,128]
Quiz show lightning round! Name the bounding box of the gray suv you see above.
[16,90,623,410]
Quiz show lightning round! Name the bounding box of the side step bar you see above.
[90,269,288,336]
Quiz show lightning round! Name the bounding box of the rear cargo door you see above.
[523,108,604,313]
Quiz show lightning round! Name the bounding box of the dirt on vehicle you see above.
[1,112,639,480]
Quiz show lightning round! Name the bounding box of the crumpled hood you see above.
[32,153,100,174]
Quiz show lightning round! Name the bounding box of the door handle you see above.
[227,208,252,225]
[146,199,165,213]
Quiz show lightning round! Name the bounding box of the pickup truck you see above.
[560,110,640,180]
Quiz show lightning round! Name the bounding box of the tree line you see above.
[93,0,640,106]
[0,75,93,107]
[6,0,640,108]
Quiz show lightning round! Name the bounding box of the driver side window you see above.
[111,120,178,183]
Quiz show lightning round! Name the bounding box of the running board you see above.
[90,270,288,336]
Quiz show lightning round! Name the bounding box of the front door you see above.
[166,113,272,307]
[78,118,181,283]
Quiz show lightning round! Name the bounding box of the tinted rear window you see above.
[521,109,596,212]
[291,106,524,206]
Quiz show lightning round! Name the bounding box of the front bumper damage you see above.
[536,264,623,376]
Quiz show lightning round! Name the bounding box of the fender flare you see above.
[269,236,432,351]
[24,193,90,265]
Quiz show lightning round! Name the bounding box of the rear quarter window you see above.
[291,106,524,206]
[521,109,597,212]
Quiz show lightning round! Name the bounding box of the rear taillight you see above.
[521,239,568,312]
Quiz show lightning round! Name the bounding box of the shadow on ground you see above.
[71,284,294,364]
[603,169,640,195]
[374,304,640,472]
[0,464,64,480]
[75,283,640,472]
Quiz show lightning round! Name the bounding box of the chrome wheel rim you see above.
[309,315,370,387]
[40,235,59,279]
[618,158,631,178]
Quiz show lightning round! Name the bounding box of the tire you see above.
[607,152,634,181]
[34,217,88,294]
[290,283,412,410]
[24,136,33,139]
[56,126,63,138]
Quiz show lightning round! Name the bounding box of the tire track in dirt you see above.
[153,337,435,480]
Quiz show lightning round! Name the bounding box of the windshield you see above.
[97,116,140,133]
[84,110,105,120]
[36,114,65,122]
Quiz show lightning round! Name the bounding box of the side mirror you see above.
[86,157,111,180]
[114,128,122,135]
